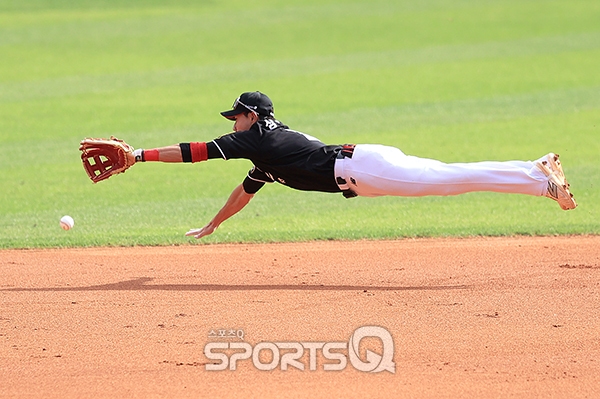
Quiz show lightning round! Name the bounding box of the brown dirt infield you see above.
[1,236,599,398]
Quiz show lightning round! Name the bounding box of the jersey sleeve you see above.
[242,166,275,194]
[210,130,261,160]
[242,177,264,194]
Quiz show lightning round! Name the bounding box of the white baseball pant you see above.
[334,144,548,197]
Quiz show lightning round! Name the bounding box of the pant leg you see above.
[334,144,548,197]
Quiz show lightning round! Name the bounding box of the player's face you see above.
[233,112,257,132]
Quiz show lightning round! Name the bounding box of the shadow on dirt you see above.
[1,277,469,292]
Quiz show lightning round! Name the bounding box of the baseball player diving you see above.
[79,91,577,239]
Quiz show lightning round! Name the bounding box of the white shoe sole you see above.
[536,153,577,210]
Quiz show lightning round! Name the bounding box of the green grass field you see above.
[1,0,599,248]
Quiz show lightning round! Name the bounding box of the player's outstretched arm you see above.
[185,184,254,239]
[133,145,187,163]
[133,142,210,163]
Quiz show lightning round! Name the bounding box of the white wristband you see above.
[133,148,144,162]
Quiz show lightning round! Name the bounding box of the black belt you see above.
[336,144,357,198]
[337,144,355,159]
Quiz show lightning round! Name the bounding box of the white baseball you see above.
[60,215,74,231]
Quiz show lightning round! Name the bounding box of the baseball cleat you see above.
[536,153,577,210]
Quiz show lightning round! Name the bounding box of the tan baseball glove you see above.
[79,136,136,183]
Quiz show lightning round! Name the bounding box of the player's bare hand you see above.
[185,224,216,239]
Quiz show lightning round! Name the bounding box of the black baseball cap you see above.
[220,91,274,120]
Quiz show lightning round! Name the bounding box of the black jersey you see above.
[207,119,341,194]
